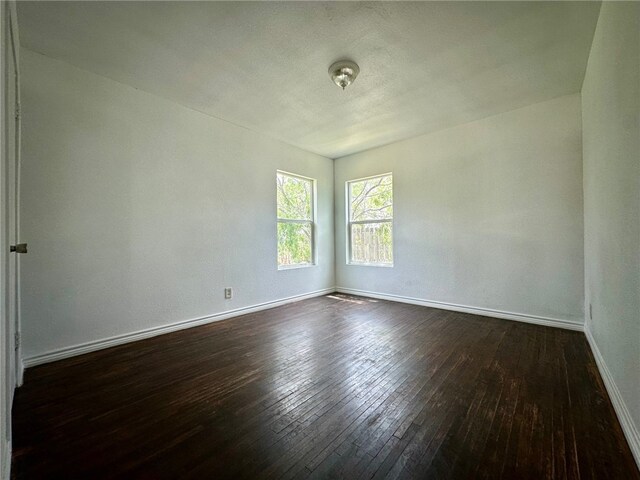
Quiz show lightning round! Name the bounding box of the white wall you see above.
[582,1,640,465]
[19,49,334,361]
[335,94,584,325]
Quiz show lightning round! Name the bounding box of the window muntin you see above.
[347,174,393,266]
[277,171,315,268]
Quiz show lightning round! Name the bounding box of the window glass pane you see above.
[278,222,312,266]
[350,175,392,221]
[277,173,312,220]
[351,222,393,264]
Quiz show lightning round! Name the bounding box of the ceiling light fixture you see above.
[329,60,360,90]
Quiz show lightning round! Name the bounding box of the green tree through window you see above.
[348,174,393,265]
[277,172,315,268]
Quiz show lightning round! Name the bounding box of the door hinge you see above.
[15,104,20,121]
[14,332,20,351]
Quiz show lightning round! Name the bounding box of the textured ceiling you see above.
[17,1,601,158]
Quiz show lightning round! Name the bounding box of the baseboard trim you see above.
[23,288,336,368]
[16,358,23,387]
[335,287,584,331]
[585,326,640,469]
[1,440,10,480]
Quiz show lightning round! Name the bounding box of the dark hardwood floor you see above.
[11,294,639,479]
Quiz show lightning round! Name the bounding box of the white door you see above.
[1,2,22,470]
[5,0,22,387]
[0,1,24,476]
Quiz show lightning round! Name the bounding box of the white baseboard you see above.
[16,359,23,387]
[585,326,640,469]
[1,440,10,480]
[335,287,584,331]
[23,288,335,368]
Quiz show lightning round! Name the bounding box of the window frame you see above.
[346,173,394,267]
[276,170,317,270]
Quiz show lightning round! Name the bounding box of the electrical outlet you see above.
[589,303,593,320]
[224,287,233,299]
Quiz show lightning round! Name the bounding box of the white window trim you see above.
[346,173,394,267]
[277,170,317,270]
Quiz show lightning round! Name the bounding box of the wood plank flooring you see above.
[11,294,639,479]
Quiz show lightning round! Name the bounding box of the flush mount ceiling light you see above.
[329,60,360,90]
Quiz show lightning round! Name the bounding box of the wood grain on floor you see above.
[11,294,640,479]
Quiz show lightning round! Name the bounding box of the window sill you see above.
[347,262,393,268]
[278,263,316,271]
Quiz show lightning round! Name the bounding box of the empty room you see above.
[1,1,639,478]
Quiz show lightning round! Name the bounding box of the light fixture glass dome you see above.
[329,60,360,90]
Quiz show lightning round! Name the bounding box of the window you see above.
[347,173,393,266]
[277,171,315,269]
